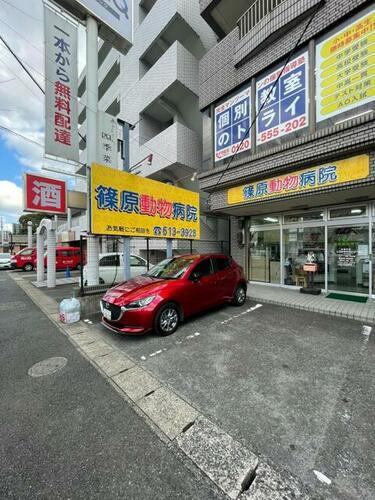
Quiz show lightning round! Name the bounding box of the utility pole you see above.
[86,15,100,286]
[120,119,131,281]
[0,216,3,249]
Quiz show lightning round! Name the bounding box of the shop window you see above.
[251,215,280,225]
[283,227,325,287]
[329,206,367,219]
[284,211,324,223]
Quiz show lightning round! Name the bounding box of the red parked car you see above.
[10,247,36,271]
[11,246,83,272]
[101,254,247,336]
[36,246,84,271]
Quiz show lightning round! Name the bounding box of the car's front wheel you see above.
[154,303,180,336]
[232,284,247,306]
[23,263,34,272]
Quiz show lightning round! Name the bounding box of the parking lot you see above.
[12,268,375,499]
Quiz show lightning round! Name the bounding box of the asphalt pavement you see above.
[0,271,225,499]
[82,295,375,500]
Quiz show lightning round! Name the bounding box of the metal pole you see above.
[190,239,193,254]
[166,239,173,258]
[121,120,131,281]
[86,15,99,286]
[146,238,150,270]
[27,221,33,248]
[80,235,84,296]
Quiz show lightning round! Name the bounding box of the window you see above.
[130,256,145,267]
[60,250,73,257]
[100,255,120,267]
[284,211,324,223]
[190,259,213,279]
[251,215,280,225]
[329,205,367,219]
[213,257,230,272]
[20,249,34,256]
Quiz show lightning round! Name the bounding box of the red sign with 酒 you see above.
[24,173,67,214]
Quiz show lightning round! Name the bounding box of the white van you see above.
[82,253,148,285]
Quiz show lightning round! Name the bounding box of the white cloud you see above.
[0,0,86,176]
[0,180,23,223]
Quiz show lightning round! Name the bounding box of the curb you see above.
[10,272,311,499]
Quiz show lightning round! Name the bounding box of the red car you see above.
[101,254,247,336]
[10,247,36,271]
[11,246,83,272]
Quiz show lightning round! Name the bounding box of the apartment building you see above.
[198,0,375,298]
[63,0,229,260]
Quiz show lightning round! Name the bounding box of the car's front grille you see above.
[101,300,122,321]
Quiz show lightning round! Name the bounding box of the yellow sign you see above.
[316,9,375,121]
[227,155,369,205]
[90,163,200,239]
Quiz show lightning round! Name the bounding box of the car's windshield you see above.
[0,253,10,259]
[146,257,195,279]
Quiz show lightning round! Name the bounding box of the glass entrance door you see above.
[327,225,369,294]
[249,230,280,283]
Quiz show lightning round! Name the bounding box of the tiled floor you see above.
[249,283,375,324]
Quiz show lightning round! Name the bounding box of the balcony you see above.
[235,0,323,65]
[238,0,285,39]
[200,0,251,39]
[135,121,201,178]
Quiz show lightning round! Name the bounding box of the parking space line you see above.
[220,304,263,325]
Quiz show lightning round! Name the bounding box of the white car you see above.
[0,253,11,270]
[82,253,148,285]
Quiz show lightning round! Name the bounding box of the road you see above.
[0,271,224,499]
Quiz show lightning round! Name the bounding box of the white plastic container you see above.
[59,297,81,324]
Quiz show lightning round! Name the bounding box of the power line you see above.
[0,124,44,148]
[0,32,87,145]
[208,0,324,199]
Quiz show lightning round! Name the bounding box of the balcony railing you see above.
[238,0,285,39]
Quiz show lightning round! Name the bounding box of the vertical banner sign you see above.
[44,6,79,162]
[316,9,375,122]
[214,86,251,162]
[256,52,309,145]
[98,111,118,168]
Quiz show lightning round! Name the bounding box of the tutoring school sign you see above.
[90,164,200,239]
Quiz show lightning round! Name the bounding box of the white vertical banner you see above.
[44,6,79,162]
[97,111,118,168]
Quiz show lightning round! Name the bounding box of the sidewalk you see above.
[0,271,224,499]
[249,283,375,324]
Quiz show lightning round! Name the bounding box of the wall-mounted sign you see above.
[316,8,375,122]
[98,111,118,168]
[52,0,132,54]
[256,52,309,145]
[90,164,200,239]
[227,154,369,205]
[44,6,79,162]
[23,173,67,214]
[214,86,251,162]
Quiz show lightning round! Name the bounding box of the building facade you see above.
[70,0,229,260]
[199,0,375,297]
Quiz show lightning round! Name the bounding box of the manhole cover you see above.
[28,357,67,377]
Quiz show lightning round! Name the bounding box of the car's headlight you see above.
[124,295,156,310]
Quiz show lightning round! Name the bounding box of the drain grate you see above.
[28,357,67,377]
